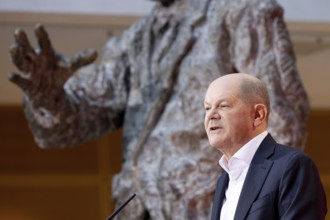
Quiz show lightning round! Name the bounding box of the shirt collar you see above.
[219,130,268,173]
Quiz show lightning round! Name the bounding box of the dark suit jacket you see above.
[211,134,327,220]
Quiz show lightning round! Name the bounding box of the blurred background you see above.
[0,0,329,219]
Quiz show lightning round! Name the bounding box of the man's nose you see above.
[206,109,220,120]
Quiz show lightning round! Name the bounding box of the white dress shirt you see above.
[219,131,268,220]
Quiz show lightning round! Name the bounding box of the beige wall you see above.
[287,22,330,109]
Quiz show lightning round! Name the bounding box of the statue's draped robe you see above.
[24,0,309,219]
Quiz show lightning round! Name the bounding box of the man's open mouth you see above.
[210,126,220,131]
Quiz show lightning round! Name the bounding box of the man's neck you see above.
[221,130,267,161]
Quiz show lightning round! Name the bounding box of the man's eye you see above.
[205,107,210,111]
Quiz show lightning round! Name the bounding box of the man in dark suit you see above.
[204,73,327,220]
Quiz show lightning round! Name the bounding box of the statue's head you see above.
[148,0,176,7]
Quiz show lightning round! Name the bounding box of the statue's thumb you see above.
[8,72,30,92]
[70,49,97,72]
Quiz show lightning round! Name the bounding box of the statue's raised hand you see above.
[8,24,97,109]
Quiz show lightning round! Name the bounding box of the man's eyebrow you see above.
[204,98,227,105]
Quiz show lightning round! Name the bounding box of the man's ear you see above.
[253,104,268,127]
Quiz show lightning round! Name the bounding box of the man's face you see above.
[204,78,255,154]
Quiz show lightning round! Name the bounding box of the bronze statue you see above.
[9,0,310,219]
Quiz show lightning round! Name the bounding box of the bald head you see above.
[208,73,270,118]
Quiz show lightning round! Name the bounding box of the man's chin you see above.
[209,140,224,151]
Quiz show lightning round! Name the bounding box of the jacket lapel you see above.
[211,173,229,220]
[234,134,276,220]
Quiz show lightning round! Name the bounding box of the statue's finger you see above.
[10,44,36,73]
[8,72,31,91]
[70,49,98,72]
[14,28,35,54]
[13,28,37,65]
[10,44,26,71]
[34,24,54,57]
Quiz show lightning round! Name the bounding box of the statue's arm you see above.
[9,24,129,148]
